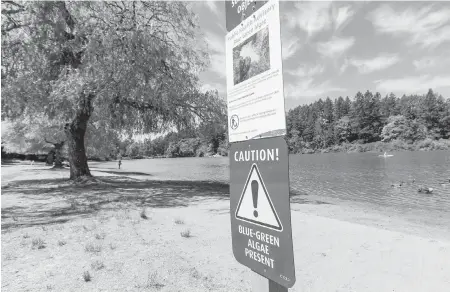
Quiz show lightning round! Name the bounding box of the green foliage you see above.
[177,138,202,157]
[333,116,352,144]
[116,90,228,159]
[165,142,179,158]
[415,138,450,151]
[121,120,229,159]
[125,142,141,158]
[2,1,216,129]
[349,91,383,143]
[1,115,64,154]
[333,138,450,153]
[381,115,426,143]
[2,112,121,160]
[286,89,450,154]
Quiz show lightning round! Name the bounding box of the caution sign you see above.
[235,164,282,231]
[230,136,295,288]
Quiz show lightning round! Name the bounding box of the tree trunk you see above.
[53,142,65,168]
[64,91,94,180]
[46,149,55,166]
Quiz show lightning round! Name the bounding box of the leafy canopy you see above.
[2,1,222,136]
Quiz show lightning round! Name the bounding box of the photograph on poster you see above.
[232,26,270,85]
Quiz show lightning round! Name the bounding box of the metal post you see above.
[251,272,288,292]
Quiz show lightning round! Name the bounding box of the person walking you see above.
[118,153,122,169]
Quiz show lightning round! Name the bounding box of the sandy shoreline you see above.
[2,163,450,291]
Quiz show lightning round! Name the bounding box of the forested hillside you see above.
[286,89,450,154]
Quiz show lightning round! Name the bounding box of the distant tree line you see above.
[286,89,450,154]
[122,88,450,159]
[118,110,229,159]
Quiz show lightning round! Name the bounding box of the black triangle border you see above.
[235,163,283,232]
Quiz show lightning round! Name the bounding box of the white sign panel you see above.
[225,0,286,143]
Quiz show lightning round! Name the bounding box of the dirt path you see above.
[2,163,450,291]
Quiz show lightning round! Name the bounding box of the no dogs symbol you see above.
[230,115,239,130]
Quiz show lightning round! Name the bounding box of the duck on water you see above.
[418,186,433,194]
[391,181,405,188]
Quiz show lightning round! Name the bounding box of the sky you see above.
[190,0,450,110]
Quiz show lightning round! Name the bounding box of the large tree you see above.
[2,1,221,179]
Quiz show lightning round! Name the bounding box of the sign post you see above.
[225,1,295,291]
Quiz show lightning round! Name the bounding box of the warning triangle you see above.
[235,164,283,231]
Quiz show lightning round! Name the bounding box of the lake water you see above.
[91,151,450,218]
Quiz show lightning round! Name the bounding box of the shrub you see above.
[31,238,46,249]
[84,243,102,253]
[180,229,191,238]
[83,271,91,282]
[140,208,148,220]
[91,260,105,271]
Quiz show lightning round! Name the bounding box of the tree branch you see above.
[117,96,157,111]
[1,8,24,15]
[55,1,75,32]
[44,137,56,145]
[2,21,30,33]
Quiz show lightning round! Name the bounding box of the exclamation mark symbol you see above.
[251,180,259,218]
[276,148,279,161]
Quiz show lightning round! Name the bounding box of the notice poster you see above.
[226,0,286,143]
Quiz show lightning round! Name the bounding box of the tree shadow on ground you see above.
[21,167,152,177]
[91,169,153,176]
[1,159,28,166]
[2,176,330,232]
[1,176,229,232]
[22,167,68,172]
